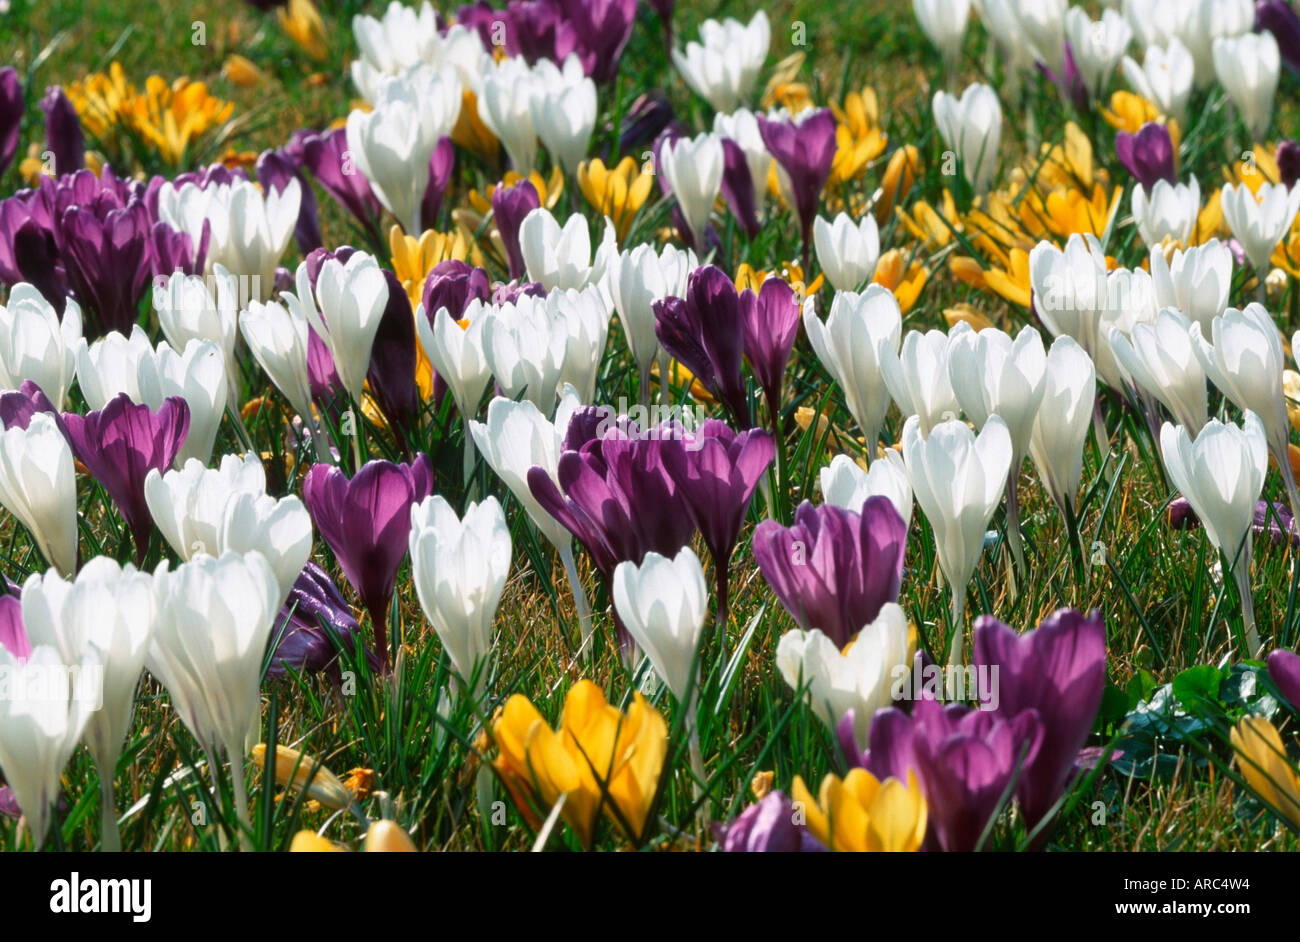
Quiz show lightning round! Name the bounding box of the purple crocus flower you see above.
[720,138,760,240]
[653,264,752,428]
[491,278,546,306]
[647,0,674,53]
[527,416,696,646]
[740,276,800,428]
[617,92,676,159]
[972,608,1107,832]
[302,455,435,669]
[0,68,22,180]
[54,199,152,337]
[1267,648,1300,710]
[1037,42,1089,114]
[267,561,380,680]
[299,127,385,247]
[1115,122,1176,193]
[5,216,67,311]
[491,179,540,280]
[1257,0,1300,75]
[257,147,322,255]
[661,419,774,625]
[149,218,209,278]
[757,108,837,271]
[509,0,581,65]
[850,698,1043,852]
[1277,140,1300,191]
[752,497,908,650]
[62,394,190,563]
[0,594,29,660]
[420,136,455,230]
[714,790,827,852]
[560,0,637,84]
[0,380,57,430]
[365,269,422,454]
[39,87,84,177]
[421,259,492,326]
[301,246,353,405]
[1168,496,1300,548]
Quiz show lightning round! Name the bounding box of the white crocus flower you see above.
[1107,308,1207,435]
[518,208,616,293]
[605,243,696,403]
[658,132,725,250]
[289,252,389,407]
[1220,182,1300,272]
[813,213,880,292]
[1121,38,1194,127]
[1149,240,1232,332]
[882,329,962,435]
[932,82,1002,196]
[1065,5,1132,98]
[0,285,81,408]
[0,412,79,576]
[1132,177,1200,248]
[1212,31,1279,142]
[613,547,708,705]
[712,108,771,208]
[154,266,241,412]
[529,55,597,175]
[477,56,541,174]
[818,451,913,531]
[481,292,568,416]
[671,11,771,113]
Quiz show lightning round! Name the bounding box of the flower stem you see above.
[559,542,593,650]
[1004,475,1026,576]
[99,776,120,853]
[947,585,966,667]
[228,748,254,852]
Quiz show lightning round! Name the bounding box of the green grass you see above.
[1,0,1299,851]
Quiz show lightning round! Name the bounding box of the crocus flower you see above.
[1108,308,1206,434]
[364,269,421,452]
[0,412,78,577]
[518,207,615,293]
[613,546,708,704]
[299,127,385,246]
[777,601,912,747]
[1230,715,1300,827]
[661,420,774,624]
[1132,176,1201,248]
[758,108,838,268]
[155,266,240,411]
[813,213,880,293]
[143,452,312,606]
[0,68,21,179]
[715,790,826,852]
[482,291,568,415]
[149,217,209,280]
[1169,497,1300,550]
[256,146,322,255]
[1122,38,1194,128]
[912,0,971,75]
[420,136,455,231]
[1268,648,1300,710]
[819,451,913,530]
[657,132,724,251]
[671,11,770,114]
[620,91,677,157]
[1213,31,1279,142]
[903,415,1012,663]
[790,768,927,852]
[802,286,901,451]
[753,497,907,650]
[1149,239,1231,333]
[0,285,81,409]
[20,557,154,851]
[1257,0,1300,76]
[0,642,100,848]
[854,696,1044,852]
[416,294,492,452]
[1028,233,1120,382]
[713,108,771,213]
[1278,140,1300,190]
[605,242,696,404]
[148,550,280,844]
[40,87,84,177]
[1029,336,1096,521]
[718,139,759,239]
[1220,181,1300,271]
[549,284,611,406]
[881,329,961,435]
[653,264,751,428]
[268,561,376,680]
[1115,122,1176,193]
[478,56,541,173]
[560,0,636,84]
[529,55,597,175]
[1161,413,1268,654]
[1065,6,1132,99]
[972,609,1106,831]
[740,276,800,426]
[492,680,668,848]
[409,495,512,693]
[63,393,190,563]
[491,180,541,281]
[0,380,57,431]
[239,298,318,440]
[303,455,434,668]
[931,83,1002,197]
[52,192,152,339]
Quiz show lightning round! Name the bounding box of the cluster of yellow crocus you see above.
[492,680,668,849]
[1230,716,1300,829]
[792,769,927,852]
[66,62,234,169]
[577,157,654,242]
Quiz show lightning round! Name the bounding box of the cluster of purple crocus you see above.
[453,0,638,84]
[528,410,774,639]
[718,609,1109,852]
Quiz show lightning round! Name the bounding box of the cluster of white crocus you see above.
[156,178,300,300]
[481,291,569,416]
[0,285,82,408]
[349,1,440,98]
[347,66,459,235]
[671,11,771,113]
[519,207,617,294]
[144,452,312,607]
[614,547,709,706]
[1124,0,1256,87]
[475,53,597,178]
[77,326,228,465]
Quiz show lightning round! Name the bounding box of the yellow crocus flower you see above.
[873,249,926,314]
[251,743,352,811]
[577,156,653,241]
[289,830,343,852]
[828,85,888,190]
[278,0,330,62]
[1230,716,1300,828]
[792,768,927,852]
[389,225,472,400]
[452,89,500,161]
[364,820,418,852]
[874,145,920,226]
[982,247,1033,309]
[493,679,668,848]
[222,54,266,88]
